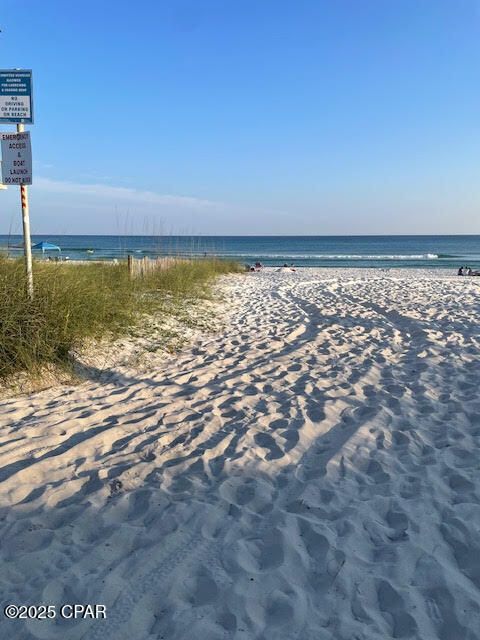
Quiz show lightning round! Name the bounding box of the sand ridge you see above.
[0,268,479,639]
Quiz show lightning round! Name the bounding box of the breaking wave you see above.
[225,253,440,260]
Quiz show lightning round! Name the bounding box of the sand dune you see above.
[1,268,480,639]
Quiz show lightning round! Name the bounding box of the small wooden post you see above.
[127,254,133,278]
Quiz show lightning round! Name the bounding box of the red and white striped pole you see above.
[17,122,33,299]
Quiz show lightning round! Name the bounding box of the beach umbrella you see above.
[32,241,61,253]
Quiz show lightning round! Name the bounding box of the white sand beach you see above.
[1,268,480,640]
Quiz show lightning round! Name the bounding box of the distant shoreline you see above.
[2,234,479,269]
[0,252,465,273]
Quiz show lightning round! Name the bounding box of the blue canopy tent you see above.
[32,241,61,254]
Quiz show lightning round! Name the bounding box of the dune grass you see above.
[0,257,241,379]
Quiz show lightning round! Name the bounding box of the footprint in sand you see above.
[444,468,475,503]
[440,518,480,590]
[263,588,297,628]
[305,399,326,422]
[424,584,469,640]
[217,608,237,633]
[254,432,284,460]
[298,519,329,572]
[392,430,410,447]
[269,418,289,431]
[279,428,299,452]
[234,528,285,573]
[399,475,422,500]
[365,458,391,485]
[377,579,417,638]
[385,506,409,541]
[449,447,477,469]
[178,566,219,607]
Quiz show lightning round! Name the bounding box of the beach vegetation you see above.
[0,257,241,380]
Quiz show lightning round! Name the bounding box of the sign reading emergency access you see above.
[1,131,32,185]
[0,70,34,124]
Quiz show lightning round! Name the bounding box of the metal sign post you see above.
[0,69,34,299]
[17,123,33,299]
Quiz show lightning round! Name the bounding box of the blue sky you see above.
[1,0,479,234]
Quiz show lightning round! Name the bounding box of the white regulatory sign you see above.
[1,131,32,185]
[0,70,34,124]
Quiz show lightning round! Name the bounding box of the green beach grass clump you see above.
[0,257,240,379]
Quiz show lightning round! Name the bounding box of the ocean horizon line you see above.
[1,232,480,238]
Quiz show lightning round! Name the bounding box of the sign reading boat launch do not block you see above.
[0,70,34,124]
[1,131,32,185]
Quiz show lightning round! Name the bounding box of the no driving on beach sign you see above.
[0,70,34,124]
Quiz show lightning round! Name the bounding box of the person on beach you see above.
[458,266,480,276]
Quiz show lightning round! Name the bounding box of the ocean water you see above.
[1,235,480,269]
